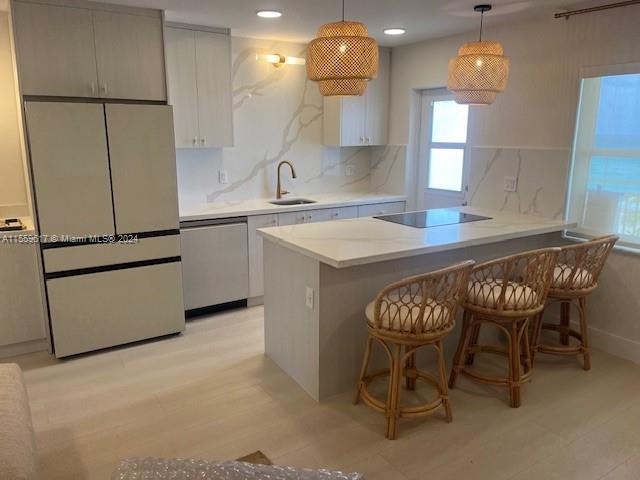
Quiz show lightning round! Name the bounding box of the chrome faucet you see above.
[276,160,297,199]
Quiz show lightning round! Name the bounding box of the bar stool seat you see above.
[449,248,560,408]
[531,236,618,370]
[365,296,451,333]
[354,261,474,440]
[467,279,538,310]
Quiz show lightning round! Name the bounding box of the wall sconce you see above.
[255,53,306,68]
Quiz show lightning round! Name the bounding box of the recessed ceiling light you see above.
[256,10,282,18]
[384,28,406,36]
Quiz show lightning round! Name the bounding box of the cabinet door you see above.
[365,48,390,145]
[329,206,358,221]
[181,223,249,310]
[277,211,308,226]
[93,11,166,101]
[340,96,366,146]
[165,27,199,148]
[47,261,185,357]
[195,31,234,147]
[25,102,114,237]
[305,208,335,223]
[0,242,46,346]
[105,104,179,233]
[248,214,278,298]
[13,1,98,97]
[357,201,406,217]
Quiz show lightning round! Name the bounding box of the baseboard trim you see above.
[0,338,50,359]
[572,321,640,366]
[247,296,264,307]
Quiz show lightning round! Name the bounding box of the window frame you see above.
[566,65,640,252]
[420,91,470,197]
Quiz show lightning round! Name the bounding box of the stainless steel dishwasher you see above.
[179,217,249,312]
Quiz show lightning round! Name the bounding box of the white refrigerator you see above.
[25,101,185,357]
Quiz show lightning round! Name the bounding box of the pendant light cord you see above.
[479,9,484,41]
[342,0,345,21]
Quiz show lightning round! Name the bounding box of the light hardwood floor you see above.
[6,306,640,479]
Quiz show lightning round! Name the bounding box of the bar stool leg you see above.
[436,340,453,423]
[354,334,374,405]
[405,346,417,390]
[449,310,473,389]
[386,344,403,440]
[578,297,591,371]
[465,321,482,366]
[508,321,522,408]
[560,301,571,345]
[530,311,543,362]
[521,318,533,375]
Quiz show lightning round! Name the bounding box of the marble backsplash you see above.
[468,147,571,219]
[176,36,406,212]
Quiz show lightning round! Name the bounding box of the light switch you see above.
[346,165,355,176]
[504,175,518,192]
[305,287,314,310]
[219,170,229,184]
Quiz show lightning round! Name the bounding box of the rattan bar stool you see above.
[449,248,560,408]
[354,261,475,440]
[531,235,618,370]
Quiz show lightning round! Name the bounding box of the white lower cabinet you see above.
[188,201,404,305]
[47,262,185,358]
[0,243,46,347]
[331,206,358,220]
[180,222,249,310]
[247,214,278,299]
[357,201,406,217]
[278,206,358,226]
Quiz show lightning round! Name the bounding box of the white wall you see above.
[390,6,640,363]
[176,37,403,212]
[0,9,30,218]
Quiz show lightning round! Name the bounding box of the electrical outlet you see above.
[345,165,355,176]
[504,175,518,192]
[305,287,314,310]
[218,170,229,184]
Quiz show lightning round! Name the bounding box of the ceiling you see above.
[103,0,597,46]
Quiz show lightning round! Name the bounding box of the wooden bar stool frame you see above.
[354,261,475,440]
[449,248,560,408]
[531,235,618,370]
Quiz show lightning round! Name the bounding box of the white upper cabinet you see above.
[13,0,166,101]
[13,2,98,97]
[165,27,199,148]
[166,25,233,148]
[194,30,233,148]
[323,47,390,146]
[92,10,166,101]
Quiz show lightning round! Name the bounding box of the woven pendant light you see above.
[306,0,379,96]
[447,5,509,105]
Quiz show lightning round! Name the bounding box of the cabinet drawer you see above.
[47,261,185,357]
[330,206,358,220]
[180,223,249,310]
[43,235,180,273]
[357,202,406,218]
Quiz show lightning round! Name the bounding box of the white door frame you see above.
[416,89,470,210]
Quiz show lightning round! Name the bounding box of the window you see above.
[426,100,469,192]
[567,72,640,249]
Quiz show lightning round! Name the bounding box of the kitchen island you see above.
[258,207,574,401]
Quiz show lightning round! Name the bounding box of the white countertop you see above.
[258,206,575,268]
[0,217,35,239]
[179,192,407,222]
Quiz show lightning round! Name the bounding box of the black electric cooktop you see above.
[375,208,492,229]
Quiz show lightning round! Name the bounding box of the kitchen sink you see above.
[269,198,317,206]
